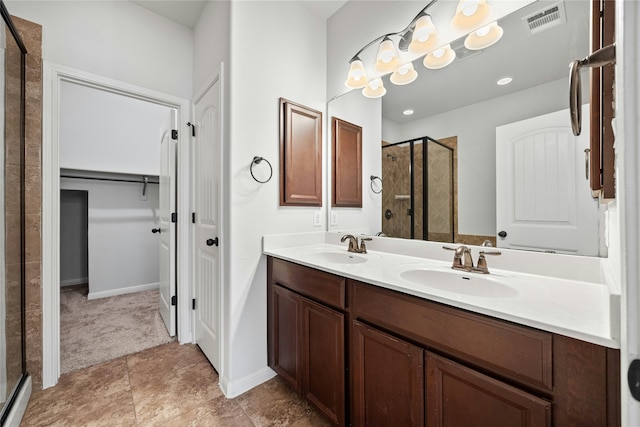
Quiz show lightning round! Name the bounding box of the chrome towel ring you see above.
[370,175,382,194]
[250,156,273,183]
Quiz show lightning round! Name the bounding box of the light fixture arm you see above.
[348,0,439,62]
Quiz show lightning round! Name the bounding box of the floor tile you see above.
[234,376,321,427]
[131,358,222,426]
[158,394,254,427]
[126,342,207,387]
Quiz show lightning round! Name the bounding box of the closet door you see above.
[158,110,177,336]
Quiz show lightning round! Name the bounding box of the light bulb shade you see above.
[451,0,492,32]
[390,63,418,85]
[409,15,439,54]
[345,59,368,89]
[464,22,504,50]
[375,38,400,73]
[423,45,456,69]
[362,78,386,98]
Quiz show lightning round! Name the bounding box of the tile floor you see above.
[21,342,332,426]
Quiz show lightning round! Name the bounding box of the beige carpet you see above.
[60,284,175,374]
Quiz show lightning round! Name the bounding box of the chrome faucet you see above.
[341,234,372,254]
[443,245,474,271]
[443,245,501,274]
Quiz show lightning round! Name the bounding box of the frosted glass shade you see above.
[409,15,439,54]
[375,38,400,73]
[423,45,456,69]
[465,22,504,50]
[451,0,492,32]
[362,78,386,98]
[345,59,368,89]
[390,63,418,85]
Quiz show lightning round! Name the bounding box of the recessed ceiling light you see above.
[403,109,415,115]
[497,76,513,86]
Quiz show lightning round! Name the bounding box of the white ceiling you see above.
[130,0,348,29]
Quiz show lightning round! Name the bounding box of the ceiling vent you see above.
[523,2,567,35]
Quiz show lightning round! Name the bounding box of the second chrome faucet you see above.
[443,245,501,274]
[341,234,372,254]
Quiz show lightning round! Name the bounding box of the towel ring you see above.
[370,175,382,194]
[250,156,273,184]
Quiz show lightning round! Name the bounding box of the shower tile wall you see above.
[382,144,411,238]
[14,16,43,390]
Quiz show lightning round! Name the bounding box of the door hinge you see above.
[187,122,196,137]
[171,295,177,306]
[192,298,196,310]
[171,212,177,223]
[192,212,196,224]
[171,129,178,140]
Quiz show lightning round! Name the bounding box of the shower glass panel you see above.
[382,137,455,242]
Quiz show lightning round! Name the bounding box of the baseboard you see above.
[219,366,276,399]
[60,277,88,287]
[3,376,31,427]
[87,282,160,300]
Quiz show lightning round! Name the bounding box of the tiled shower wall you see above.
[14,16,43,390]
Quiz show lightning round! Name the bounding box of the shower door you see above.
[0,1,28,423]
[382,137,456,242]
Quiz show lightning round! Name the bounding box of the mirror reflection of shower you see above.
[381,136,457,242]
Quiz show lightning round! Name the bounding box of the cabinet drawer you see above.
[351,281,553,391]
[270,257,346,310]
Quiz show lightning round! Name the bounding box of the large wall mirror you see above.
[328,0,599,256]
[0,0,28,422]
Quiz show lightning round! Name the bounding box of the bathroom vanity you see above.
[265,233,620,427]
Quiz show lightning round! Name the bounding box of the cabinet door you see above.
[301,298,345,425]
[351,320,424,426]
[270,285,301,391]
[426,352,551,427]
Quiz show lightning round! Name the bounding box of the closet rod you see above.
[60,175,159,185]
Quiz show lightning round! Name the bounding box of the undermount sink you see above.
[395,267,519,298]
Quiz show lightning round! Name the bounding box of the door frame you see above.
[190,65,226,383]
[41,61,192,388]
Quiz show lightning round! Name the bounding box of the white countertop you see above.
[264,232,620,349]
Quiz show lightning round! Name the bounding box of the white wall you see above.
[60,190,88,286]
[59,81,173,176]
[381,77,577,237]
[224,0,327,394]
[192,0,230,95]
[6,0,193,99]
[61,177,160,299]
[328,90,382,234]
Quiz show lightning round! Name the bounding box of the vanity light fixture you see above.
[424,44,456,69]
[345,0,505,98]
[345,57,368,89]
[464,21,504,50]
[390,63,418,85]
[451,0,492,32]
[362,78,386,98]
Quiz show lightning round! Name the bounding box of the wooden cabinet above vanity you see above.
[267,256,620,427]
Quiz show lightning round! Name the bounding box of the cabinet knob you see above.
[498,231,507,238]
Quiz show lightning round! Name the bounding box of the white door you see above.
[158,109,177,336]
[496,106,598,255]
[193,76,221,370]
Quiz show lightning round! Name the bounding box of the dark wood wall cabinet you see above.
[589,0,616,199]
[267,257,620,427]
[332,117,362,207]
[279,98,323,206]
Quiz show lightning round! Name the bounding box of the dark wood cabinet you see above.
[426,352,551,427]
[268,258,346,425]
[350,320,424,426]
[332,117,363,207]
[266,257,620,427]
